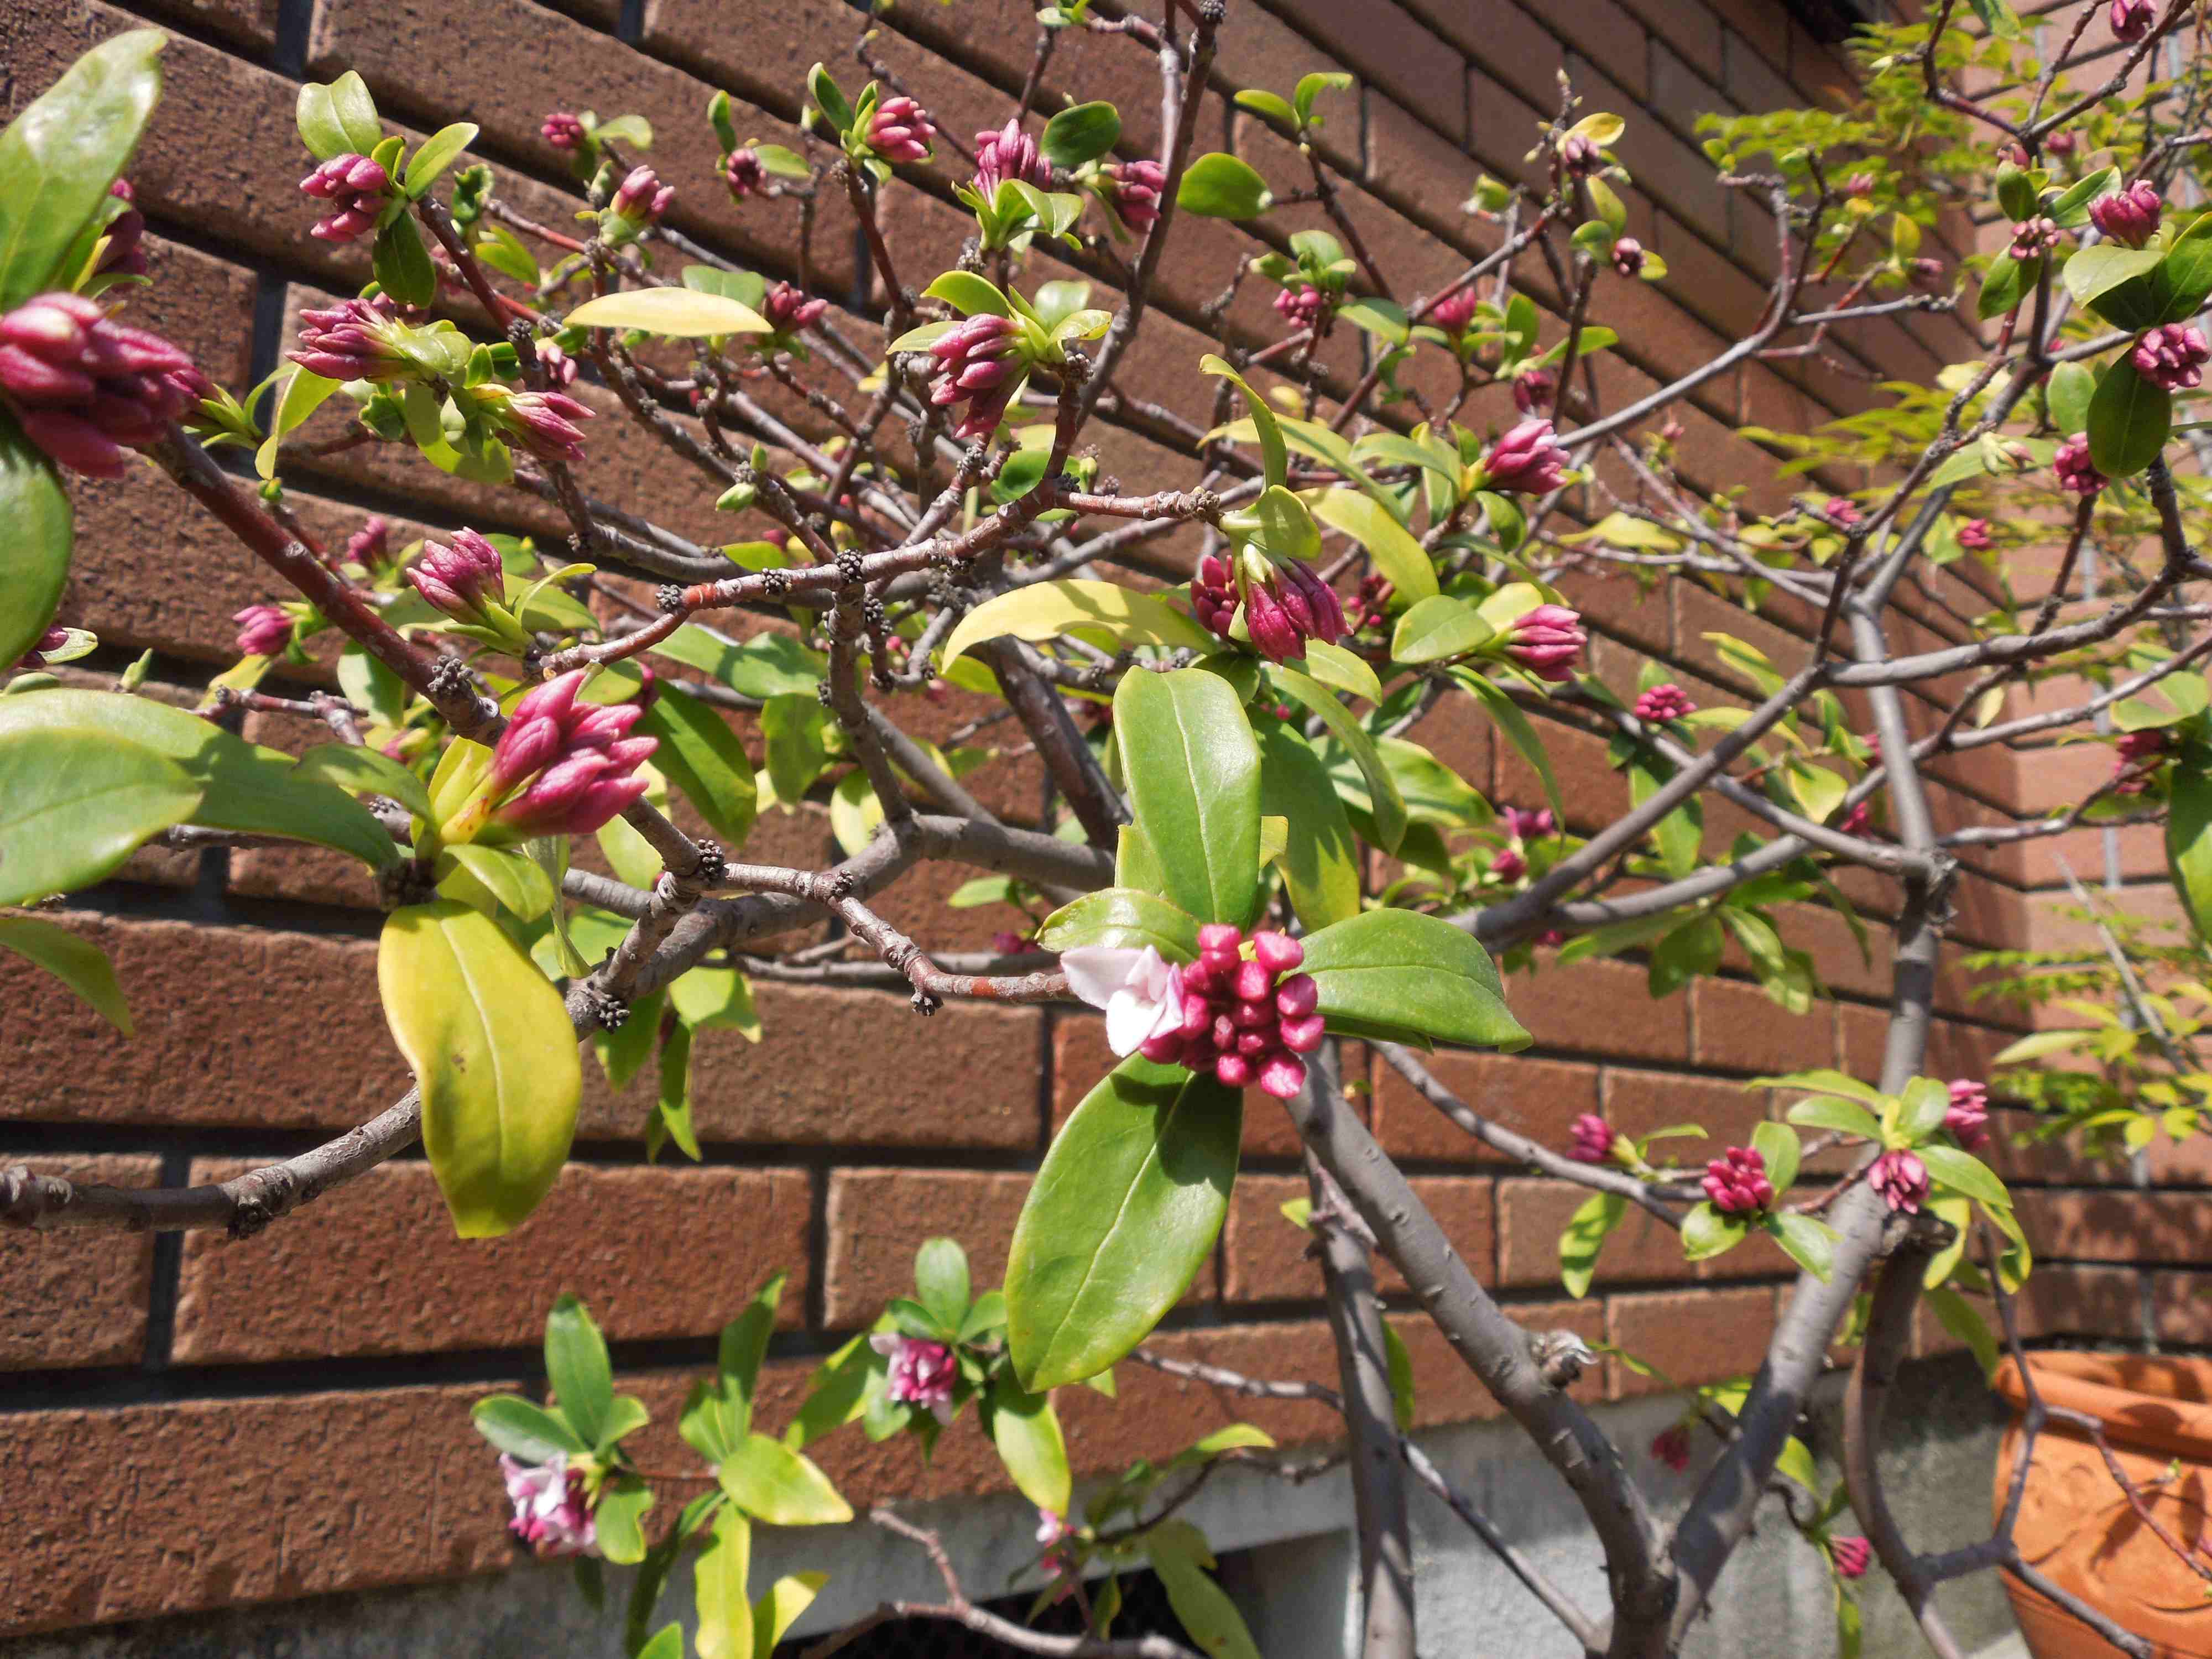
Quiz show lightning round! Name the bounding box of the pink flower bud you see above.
[504,389,593,465]
[290,295,409,383]
[1490,847,1527,881]
[406,527,507,625]
[1279,1013,1326,1052]
[1955,517,1993,551]
[1191,554,1238,639]
[300,153,394,243]
[96,179,148,280]
[232,604,292,658]
[1103,159,1165,231]
[1868,1148,1929,1214]
[501,1454,598,1557]
[1505,604,1586,682]
[344,514,393,572]
[2132,322,2209,390]
[1480,418,1570,494]
[611,165,673,227]
[1823,495,1864,528]
[2090,179,2161,248]
[1511,366,1554,415]
[2111,0,2154,41]
[1430,285,1479,336]
[535,341,578,387]
[926,312,1025,440]
[1258,1053,1307,1099]
[870,1332,958,1421]
[1215,1051,1254,1088]
[1559,133,1603,175]
[1634,682,1695,723]
[1197,923,1243,955]
[1845,172,1875,197]
[1945,1079,1991,1151]
[1610,236,1646,278]
[2048,131,2079,156]
[1241,580,1305,663]
[867,96,936,165]
[1274,973,1318,1018]
[542,112,587,151]
[723,147,766,200]
[1232,958,1273,1004]
[1832,1535,1872,1579]
[2008,216,2060,260]
[0,291,199,478]
[973,117,1050,195]
[1702,1146,1774,1215]
[1568,1113,1613,1164]
[1651,1425,1692,1471]
[1273,284,1331,336]
[1838,801,1872,836]
[1251,931,1303,975]
[763,281,829,335]
[2054,433,2106,495]
[1503,805,1556,842]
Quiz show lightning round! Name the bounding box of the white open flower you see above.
[1060,944,1185,1056]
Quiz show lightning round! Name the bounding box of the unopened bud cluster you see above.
[1143,927,1326,1099]
[1701,1146,1773,1216]
[299,153,394,243]
[927,313,1025,440]
[0,291,204,478]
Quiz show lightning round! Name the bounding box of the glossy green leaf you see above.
[1146,1522,1262,1659]
[1391,595,1494,664]
[1006,1056,1242,1390]
[940,578,1213,667]
[545,1293,615,1450]
[1177,152,1272,218]
[373,212,436,308]
[378,899,581,1237]
[1681,1200,1749,1261]
[567,287,772,336]
[636,1627,683,1659]
[471,1394,587,1462]
[254,366,340,479]
[1897,1076,1952,1141]
[1234,89,1298,127]
[2046,359,2095,435]
[1300,639,1381,705]
[0,414,73,673]
[293,741,434,821]
[1036,886,1203,958]
[719,1434,852,1525]
[0,29,165,309]
[1924,1285,2000,1379]
[914,1237,971,1333]
[751,1574,826,1659]
[1917,1143,2011,1209]
[1458,671,1563,823]
[640,683,758,849]
[2170,750,2212,942]
[2154,212,2212,322]
[761,693,830,808]
[1113,667,1261,928]
[2085,353,2171,479]
[295,70,380,161]
[1312,489,1439,604]
[921,270,1012,318]
[984,1376,1072,1515]
[1559,1191,1626,1300]
[1199,356,1286,488]
[404,121,478,195]
[650,627,827,700]
[1041,101,1120,168]
[1974,250,2032,321]
[1269,665,1405,856]
[595,1476,653,1566]
[1750,1120,1800,1196]
[1766,1211,1838,1282]
[0,728,200,905]
[1255,719,1360,931]
[2063,244,2164,331]
[1299,909,1527,1050]
[0,914,133,1033]
[1786,1095,1884,1140]
[694,1505,753,1659]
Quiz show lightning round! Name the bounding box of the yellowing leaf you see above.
[939,578,1214,668]
[567,288,771,337]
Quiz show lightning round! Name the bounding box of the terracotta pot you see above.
[1992,1352,2212,1658]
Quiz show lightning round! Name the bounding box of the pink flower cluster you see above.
[1191,551,1346,663]
[1512,366,1554,414]
[345,514,393,573]
[1869,1148,1929,1214]
[500,388,593,466]
[1945,1079,1991,1151]
[870,1332,957,1422]
[723,147,766,200]
[1274,284,1332,335]
[542,111,587,151]
[1956,517,1993,552]
[1103,159,1165,232]
[408,526,505,624]
[1145,927,1324,1098]
[1702,1146,1775,1216]
[2132,323,2210,392]
[1506,604,1587,682]
[1567,1112,1614,1164]
[2054,434,2105,496]
[927,313,1025,440]
[2008,216,2060,260]
[0,291,204,479]
[763,281,829,336]
[2111,0,2154,42]
[609,165,674,228]
[299,153,394,243]
[2090,179,2162,247]
[1489,847,1526,881]
[1831,1535,1871,1579]
[1634,682,1695,723]
[1503,805,1556,841]
[500,1454,597,1557]
[1610,237,1646,278]
[1430,286,1479,337]
[1651,1424,1693,1471]
[1481,418,1570,494]
[867,96,935,164]
[232,604,292,658]
[484,669,658,837]
[973,117,1050,195]
[291,294,409,382]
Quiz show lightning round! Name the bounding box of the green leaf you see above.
[1233,90,1298,127]
[1035,886,1203,958]
[471,1394,587,1462]
[567,288,772,336]
[1458,671,1563,823]
[1299,908,1527,1050]
[1293,70,1352,123]
[718,1434,852,1525]
[2047,359,2095,435]
[0,29,165,309]
[378,899,581,1237]
[1006,1056,1243,1390]
[806,62,853,132]
[1382,1323,1416,1430]
[1267,664,1406,856]
[295,70,380,161]
[1113,667,1261,928]
[0,424,71,687]
[545,1293,615,1451]
[637,1627,683,1659]
[760,693,829,808]
[1974,251,2031,321]
[1925,1285,2000,1379]
[1177,153,1272,218]
[1199,356,1287,488]
[1896,1076,1952,1142]
[595,1475,653,1566]
[1786,1096,1884,1140]
[940,578,1214,667]
[1312,489,1439,604]
[0,727,200,905]
[2173,753,2212,943]
[2086,353,2171,479]
[293,742,435,822]
[915,1237,971,1332]
[983,1376,1072,1514]
[1751,1121,1801,1196]
[921,270,1013,318]
[1041,101,1120,168]
[404,121,478,194]
[1559,1191,1626,1300]
[1774,1434,1820,1492]
[639,684,758,849]
[1681,1201,1749,1261]
[255,367,340,479]
[1764,1212,1836,1281]
[1917,1143,2011,1209]
[372,212,436,309]
[782,1335,875,1451]
[1298,640,1383,707]
[1255,719,1360,931]
[2154,212,2212,322]
[1146,1522,1262,1659]
[2063,244,2165,331]
[694,1505,754,1659]
[0,913,132,1032]
[1391,596,1494,664]
[1339,297,1410,343]
[752,1573,827,1659]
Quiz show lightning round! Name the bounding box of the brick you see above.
[1391,1297,1609,1423]
[0,1384,512,1636]
[1254,0,1468,142]
[1371,1049,1599,1164]
[1608,1066,1768,1152]
[1607,1284,1775,1396]
[1690,975,1836,1076]
[2016,1190,2209,1265]
[1546,0,1653,100]
[1499,1177,1685,1289]
[171,1161,810,1363]
[1223,1174,1494,1301]
[2153,1272,2212,1346]
[637,0,854,123]
[1619,0,1724,84]
[1519,954,1693,1065]
[0,1155,161,1371]
[130,0,280,50]
[823,1168,1034,1327]
[1406,0,1561,112]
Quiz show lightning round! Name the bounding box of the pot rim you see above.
[1995,1353,2212,1464]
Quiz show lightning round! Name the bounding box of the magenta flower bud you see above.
[2048,131,2079,156]
[2090,178,2161,247]
[1567,1113,1614,1164]
[1956,517,1993,551]
[1559,133,1603,175]
[869,1333,958,1421]
[232,604,293,658]
[1503,805,1556,841]
[2054,433,2106,495]
[1242,580,1305,662]
[723,147,766,200]
[1868,1149,1930,1214]
[2116,728,2169,765]
[2132,322,2209,390]
[502,1454,598,1558]
[343,514,393,572]
[1480,418,1570,494]
[300,153,394,243]
[96,179,148,280]
[1490,847,1527,881]
[1511,366,1554,415]
[1273,284,1331,336]
[291,295,409,383]
[927,312,1025,440]
[1505,603,1586,682]
[1140,1030,1186,1063]
[2111,0,2154,41]
[1701,1146,1775,1216]
[763,281,829,335]
[1251,931,1303,975]
[406,527,507,625]
[611,165,673,227]
[1831,1536,1872,1579]
[1274,974,1318,1020]
[494,755,653,837]
[1279,1013,1326,1052]
[1908,256,1945,289]
[1197,924,1243,956]
[1430,285,1479,337]
[867,96,936,165]
[1823,495,1864,528]
[1230,958,1271,1004]
[2008,215,2060,260]
[542,111,587,152]
[973,117,1050,195]
[1945,1079,1991,1151]
[0,291,199,479]
[1280,560,1346,646]
[1845,171,1875,197]
[1214,1051,1254,1088]
[1258,1053,1308,1099]
[1838,801,1872,836]
[1610,236,1646,278]
[1652,1425,1692,1471]
[535,341,578,387]
[1103,158,1165,231]
[504,389,593,465]
[1634,682,1695,723]
[1191,553,1238,639]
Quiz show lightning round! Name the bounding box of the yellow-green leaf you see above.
[940,579,1214,669]
[567,288,771,337]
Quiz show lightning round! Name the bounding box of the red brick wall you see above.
[0,0,2166,1641]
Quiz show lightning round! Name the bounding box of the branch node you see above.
[1528,1328,1599,1389]
[655,582,686,613]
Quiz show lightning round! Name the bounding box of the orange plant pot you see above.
[1992,1353,2212,1658]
